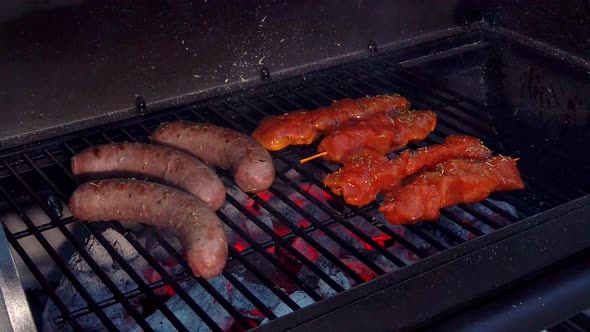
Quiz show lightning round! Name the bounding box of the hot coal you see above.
[137,262,281,332]
[42,160,521,331]
[223,185,273,245]
[42,228,149,332]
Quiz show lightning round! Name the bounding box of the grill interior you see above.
[1,31,589,331]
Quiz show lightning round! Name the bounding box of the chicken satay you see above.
[316,110,437,163]
[251,94,410,151]
[324,135,492,206]
[379,156,524,224]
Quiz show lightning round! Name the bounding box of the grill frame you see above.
[0,30,589,331]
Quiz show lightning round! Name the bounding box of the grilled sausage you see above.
[69,179,228,279]
[152,121,275,193]
[71,143,226,211]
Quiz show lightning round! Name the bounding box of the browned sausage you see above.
[71,143,226,211]
[69,179,228,279]
[152,121,275,193]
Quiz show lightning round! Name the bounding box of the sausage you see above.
[69,179,228,279]
[151,121,275,193]
[71,143,226,211]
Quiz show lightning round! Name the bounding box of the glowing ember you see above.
[362,234,393,251]
[292,237,320,262]
[234,239,249,253]
[244,191,274,216]
[341,258,378,282]
[44,163,520,332]
[143,269,176,297]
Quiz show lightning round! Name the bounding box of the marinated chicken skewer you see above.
[252,94,410,151]
[324,135,492,206]
[379,156,525,224]
[311,110,437,164]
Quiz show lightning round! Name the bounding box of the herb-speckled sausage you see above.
[71,143,226,210]
[69,179,228,279]
[152,121,275,193]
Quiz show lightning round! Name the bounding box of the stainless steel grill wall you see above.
[0,0,462,147]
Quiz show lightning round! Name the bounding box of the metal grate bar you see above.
[108,221,226,332]
[138,222,258,329]
[244,190,365,283]
[272,87,486,249]
[266,184,386,274]
[222,192,347,295]
[97,128,264,327]
[138,115,325,311]
[23,153,191,331]
[136,210,275,324]
[186,110,370,282]
[206,106,392,275]
[123,117,329,305]
[218,208,328,302]
[272,86,480,249]
[220,195,332,309]
[244,96,431,260]
[380,59,485,107]
[216,103,406,268]
[146,213,276,326]
[62,271,189,320]
[132,119,346,296]
[273,171,406,267]
[326,69,541,214]
[12,216,77,240]
[1,158,157,332]
[0,181,120,331]
[60,141,232,331]
[1,222,84,330]
[95,131,256,330]
[364,62,498,136]
[339,68,498,147]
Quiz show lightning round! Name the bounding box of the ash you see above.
[42,228,152,332]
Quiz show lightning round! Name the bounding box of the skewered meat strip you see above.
[379,156,524,224]
[251,94,410,151]
[316,110,437,163]
[324,135,492,206]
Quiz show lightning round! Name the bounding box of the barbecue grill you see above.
[1,1,590,331]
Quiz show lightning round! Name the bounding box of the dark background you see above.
[0,0,589,147]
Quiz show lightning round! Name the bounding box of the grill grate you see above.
[0,51,588,331]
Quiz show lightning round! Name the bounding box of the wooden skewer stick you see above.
[300,151,328,164]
